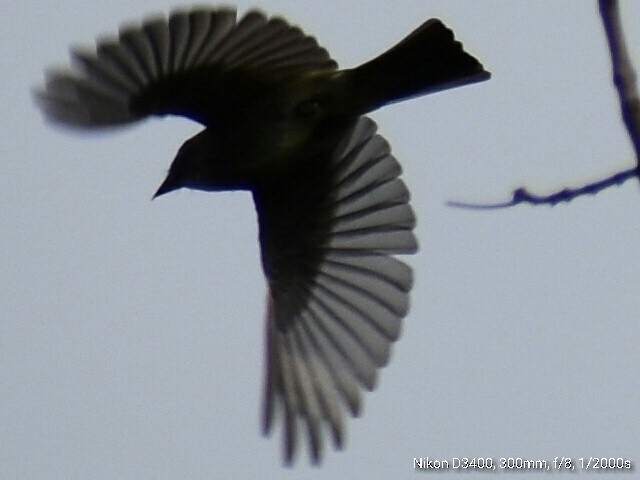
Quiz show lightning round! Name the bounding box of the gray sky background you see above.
[2,1,639,478]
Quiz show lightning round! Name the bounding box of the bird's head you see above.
[153,129,249,198]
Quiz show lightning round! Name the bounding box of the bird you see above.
[34,6,489,465]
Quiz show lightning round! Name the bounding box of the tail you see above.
[345,19,490,113]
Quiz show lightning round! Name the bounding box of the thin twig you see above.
[447,167,637,209]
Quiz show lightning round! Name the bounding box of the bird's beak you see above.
[153,175,179,199]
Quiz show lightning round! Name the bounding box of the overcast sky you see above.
[2,1,639,479]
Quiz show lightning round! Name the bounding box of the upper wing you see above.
[256,117,418,464]
[34,7,337,127]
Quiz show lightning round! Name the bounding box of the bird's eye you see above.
[295,99,322,119]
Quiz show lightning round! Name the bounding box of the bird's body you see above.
[35,7,489,465]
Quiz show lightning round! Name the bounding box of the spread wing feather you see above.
[34,8,337,128]
[261,117,417,464]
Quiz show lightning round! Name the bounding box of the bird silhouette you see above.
[35,6,489,465]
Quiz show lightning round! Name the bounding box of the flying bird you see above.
[34,6,489,465]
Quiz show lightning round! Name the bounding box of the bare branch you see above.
[447,167,637,209]
[600,0,640,168]
[450,0,640,210]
